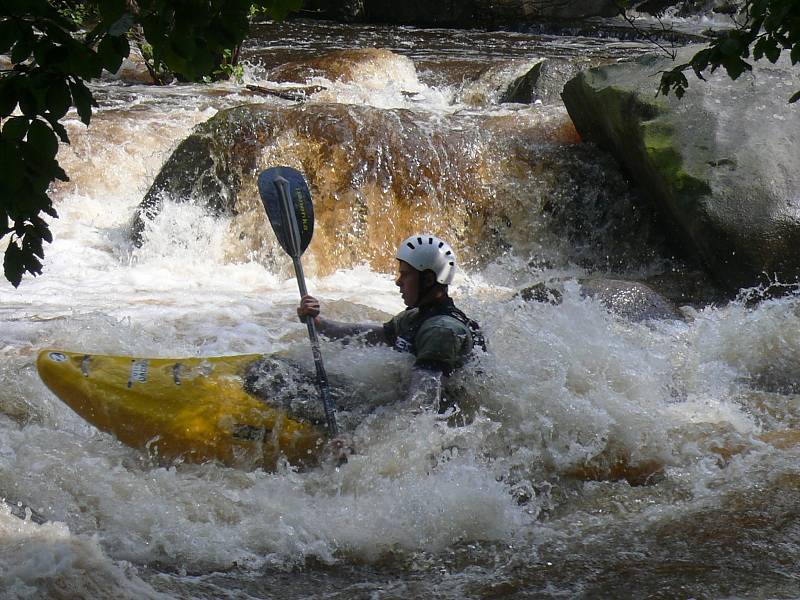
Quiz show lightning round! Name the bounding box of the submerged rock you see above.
[562,47,800,294]
[579,278,685,321]
[518,277,685,322]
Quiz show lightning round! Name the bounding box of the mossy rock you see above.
[562,46,800,294]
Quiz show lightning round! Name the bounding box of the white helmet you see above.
[396,234,456,285]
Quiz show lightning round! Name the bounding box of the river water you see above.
[3,16,800,600]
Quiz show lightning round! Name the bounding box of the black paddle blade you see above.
[258,166,314,257]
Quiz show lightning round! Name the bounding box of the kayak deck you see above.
[37,350,325,469]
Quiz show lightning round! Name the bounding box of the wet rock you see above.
[518,281,563,304]
[132,98,488,276]
[267,48,417,87]
[108,46,155,84]
[579,277,685,321]
[133,125,234,243]
[518,278,685,322]
[500,58,584,105]
[562,47,800,294]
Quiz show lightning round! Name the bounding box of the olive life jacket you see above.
[391,297,486,358]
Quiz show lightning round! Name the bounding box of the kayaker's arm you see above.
[316,318,386,345]
[298,295,387,345]
[404,365,443,411]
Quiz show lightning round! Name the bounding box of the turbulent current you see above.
[3,17,800,600]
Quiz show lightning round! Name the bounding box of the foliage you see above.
[50,0,99,26]
[0,0,303,287]
[657,0,799,103]
[206,48,245,84]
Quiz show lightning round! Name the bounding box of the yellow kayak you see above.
[36,350,326,469]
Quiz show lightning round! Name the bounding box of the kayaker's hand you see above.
[297,295,321,326]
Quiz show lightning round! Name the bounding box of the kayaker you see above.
[297,234,485,413]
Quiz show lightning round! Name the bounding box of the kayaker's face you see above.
[396,260,420,308]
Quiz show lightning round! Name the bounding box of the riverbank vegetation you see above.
[615,0,799,102]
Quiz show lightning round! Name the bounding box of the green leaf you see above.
[27,119,58,159]
[765,41,781,62]
[2,116,29,140]
[4,239,25,287]
[19,139,56,180]
[0,76,19,117]
[52,162,68,182]
[44,115,70,144]
[10,24,35,64]
[169,31,198,62]
[43,203,58,218]
[45,78,71,120]
[33,37,56,68]
[31,215,53,243]
[790,90,800,103]
[659,69,689,98]
[108,12,135,36]
[753,37,777,61]
[764,0,792,28]
[97,34,129,73]
[718,37,745,58]
[21,227,44,260]
[18,84,42,116]
[722,57,751,80]
[0,137,23,192]
[38,17,76,43]
[98,0,127,25]
[67,78,95,125]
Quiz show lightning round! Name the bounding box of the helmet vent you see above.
[396,234,456,286]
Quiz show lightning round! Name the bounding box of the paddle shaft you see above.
[274,178,339,435]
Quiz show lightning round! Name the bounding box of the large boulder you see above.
[562,47,800,293]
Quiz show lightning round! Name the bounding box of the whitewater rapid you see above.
[2,17,800,600]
